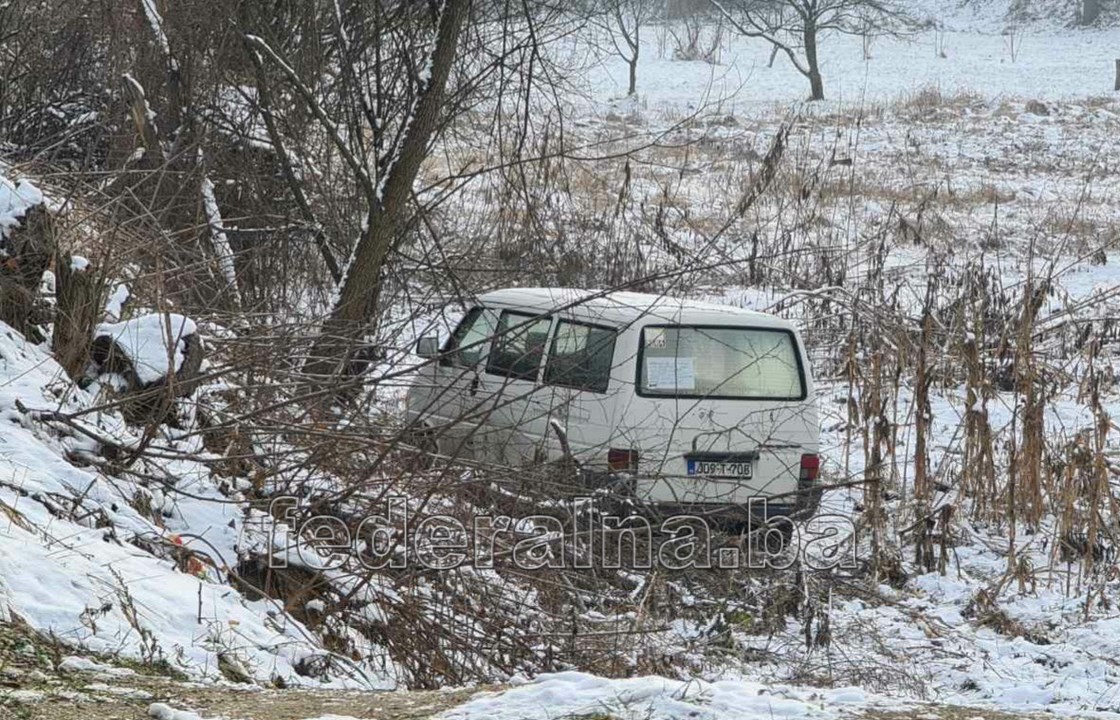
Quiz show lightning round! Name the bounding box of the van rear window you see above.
[638,326,805,400]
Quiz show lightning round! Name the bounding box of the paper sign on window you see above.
[645,357,696,390]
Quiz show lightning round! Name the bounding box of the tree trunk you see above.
[619,9,639,96]
[54,255,107,380]
[628,44,638,96]
[200,174,242,311]
[0,205,54,341]
[804,19,824,101]
[1082,0,1102,25]
[304,0,471,383]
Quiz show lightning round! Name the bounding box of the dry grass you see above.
[895,85,986,119]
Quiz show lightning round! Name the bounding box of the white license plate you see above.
[687,459,753,479]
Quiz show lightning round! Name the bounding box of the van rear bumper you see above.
[588,472,821,523]
[648,493,819,524]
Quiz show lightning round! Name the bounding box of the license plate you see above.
[687,459,753,479]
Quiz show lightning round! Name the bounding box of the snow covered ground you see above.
[577,6,1120,113]
[442,672,873,720]
[5,3,1120,720]
[419,7,1120,716]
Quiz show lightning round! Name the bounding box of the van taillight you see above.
[800,454,820,482]
[608,448,639,472]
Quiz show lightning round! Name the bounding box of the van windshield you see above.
[638,326,805,400]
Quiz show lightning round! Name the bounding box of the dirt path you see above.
[0,623,1071,720]
[2,675,476,720]
[1,672,1072,720]
[0,621,472,720]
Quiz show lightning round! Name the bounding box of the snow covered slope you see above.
[0,320,393,688]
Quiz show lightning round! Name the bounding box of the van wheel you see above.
[400,427,437,471]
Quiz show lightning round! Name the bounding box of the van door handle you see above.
[468,377,480,396]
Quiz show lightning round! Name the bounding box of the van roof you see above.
[477,288,794,330]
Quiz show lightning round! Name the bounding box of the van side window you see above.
[486,311,552,381]
[544,321,616,393]
[441,307,495,367]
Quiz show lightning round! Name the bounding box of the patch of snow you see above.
[83,682,154,699]
[0,689,48,704]
[0,175,44,240]
[105,283,131,322]
[440,672,870,720]
[39,269,56,297]
[96,313,197,385]
[148,703,208,720]
[59,656,137,677]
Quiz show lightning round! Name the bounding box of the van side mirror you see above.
[415,336,440,359]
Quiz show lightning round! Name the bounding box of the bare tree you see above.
[597,0,659,96]
[238,1,576,383]
[668,10,726,63]
[711,0,912,100]
[274,0,472,382]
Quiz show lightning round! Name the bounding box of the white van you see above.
[406,289,820,520]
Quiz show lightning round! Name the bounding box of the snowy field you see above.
[413,8,1120,717]
[577,7,1120,112]
[584,28,1120,110]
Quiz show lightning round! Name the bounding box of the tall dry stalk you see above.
[961,271,996,520]
[1012,277,1048,536]
[1080,329,1111,615]
[912,271,936,572]
[863,346,888,580]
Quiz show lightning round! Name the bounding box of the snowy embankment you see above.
[0,172,396,688]
[0,319,392,687]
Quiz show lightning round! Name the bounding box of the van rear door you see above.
[624,324,816,509]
